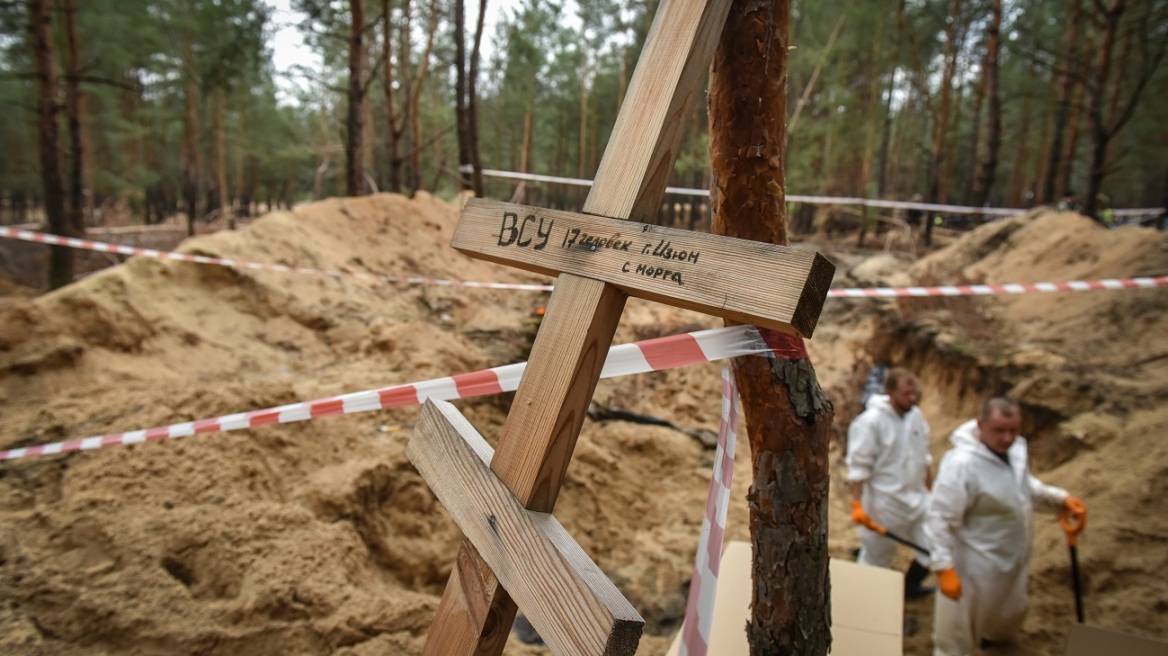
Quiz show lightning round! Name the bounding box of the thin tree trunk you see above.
[454,0,472,190]
[1007,92,1033,207]
[1042,0,1082,204]
[787,11,847,139]
[1084,0,1124,219]
[1058,52,1087,200]
[468,0,487,196]
[180,37,200,235]
[964,49,987,204]
[61,0,88,233]
[710,1,833,653]
[876,69,895,198]
[925,0,961,244]
[408,0,438,192]
[383,0,402,193]
[971,0,1001,208]
[514,102,533,204]
[213,87,230,223]
[30,0,71,288]
[347,0,366,197]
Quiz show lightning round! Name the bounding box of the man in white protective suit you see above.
[926,397,1086,655]
[846,367,935,598]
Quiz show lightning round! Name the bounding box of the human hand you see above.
[938,568,962,600]
[850,500,885,534]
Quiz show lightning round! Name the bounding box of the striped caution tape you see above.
[463,167,1164,218]
[4,226,1166,298]
[828,277,1168,297]
[680,363,739,656]
[0,226,553,292]
[0,325,768,461]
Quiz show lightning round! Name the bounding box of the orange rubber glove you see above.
[938,568,962,600]
[850,500,885,534]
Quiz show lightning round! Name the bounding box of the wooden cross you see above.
[406,1,835,655]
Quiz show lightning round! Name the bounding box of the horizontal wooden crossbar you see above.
[408,399,644,656]
[454,198,835,337]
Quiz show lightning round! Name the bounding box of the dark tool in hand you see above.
[852,501,930,556]
[1060,500,1088,623]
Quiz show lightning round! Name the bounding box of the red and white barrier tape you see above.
[465,167,1163,217]
[828,277,1168,297]
[680,363,739,656]
[5,226,1167,299]
[0,226,553,292]
[0,325,767,461]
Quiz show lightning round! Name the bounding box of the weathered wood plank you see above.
[423,1,741,653]
[586,0,737,223]
[454,198,835,336]
[409,399,643,656]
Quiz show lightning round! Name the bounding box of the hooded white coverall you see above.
[846,394,932,568]
[925,420,1068,656]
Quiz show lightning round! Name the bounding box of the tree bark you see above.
[408,0,438,192]
[709,1,833,653]
[925,0,962,243]
[1041,0,1082,204]
[61,0,88,233]
[29,0,71,289]
[180,37,201,236]
[453,0,472,190]
[971,0,1001,208]
[925,0,962,244]
[347,0,366,197]
[212,87,230,222]
[383,0,403,193]
[468,0,487,196]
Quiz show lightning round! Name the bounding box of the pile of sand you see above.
[0,199,1164,656]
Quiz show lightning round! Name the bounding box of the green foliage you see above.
[0,0,1163,225]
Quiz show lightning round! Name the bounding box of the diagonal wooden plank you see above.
[423,2,740,653]
[409,399,643,656]
[454,198,835,336]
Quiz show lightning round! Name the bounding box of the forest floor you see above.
[0,192,1165,655]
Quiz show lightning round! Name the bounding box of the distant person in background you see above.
[1096,194,1114,227]
[847,367,934,599]
[926,398,1086,656]
[1057,190,1079,212]
[907,194,925,231]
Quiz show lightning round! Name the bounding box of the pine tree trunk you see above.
[1042,0,1082,204]
[1084,0,1125,220]
[347,0,366,197]
[925,0,961,244]
[453,0,471,190]
[383,0,402,194]
[61,0,88,234]
[709,1,833,652]
[468,0,487,196]
[181,38,200,235]
[408,0,438,193]
[971,0,1001,208]
[30,0,71,289]
[213,87,230,223]
[1006,90,1033,207]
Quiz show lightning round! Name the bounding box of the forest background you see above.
[2,0,1165,273]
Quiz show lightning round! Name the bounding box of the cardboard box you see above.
[1064,624,1168,656]
[666,541,903,655]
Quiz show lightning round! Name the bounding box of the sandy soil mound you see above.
[1,200,1164,655]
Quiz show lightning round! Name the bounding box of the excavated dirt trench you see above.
[0,196,1165,656]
